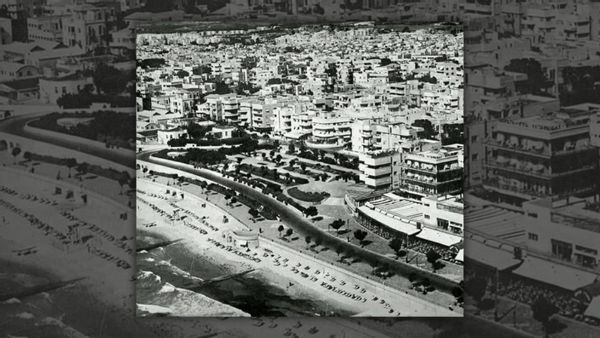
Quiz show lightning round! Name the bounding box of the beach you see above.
[136,175,459,317]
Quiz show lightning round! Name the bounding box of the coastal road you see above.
[0,114,133,167]
[138,151,461,295]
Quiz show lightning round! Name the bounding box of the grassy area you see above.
[288,187,330,203]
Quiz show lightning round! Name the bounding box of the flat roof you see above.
[585,296,600,319]
[513,256,599,291]
[358,205,420,236]
[465,206,525,243]
[552,202,600,233]
[416,227,462,247]
[465,239,522,270]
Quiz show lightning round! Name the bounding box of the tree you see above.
[192,65,211,75]
[426,249,442,271]
[76,162,89,176]
[466,276,487,307]
[412,119,437,139]
[288,143,295,154]
[335,245,344,258]
[452,286,463,299]
[117,173,129,195]
[305,236,311,249]
[305,206,318,217]
[300,162,307,172]
[93,63,129,95]
[408,272,418,283]
[314,237,323,248]
[285,228,293,237]
[65,158,77,178]
[353,229,368,247]
[389,237,403,258]
[504,58,553,95]
[11,147,21,164]
[176,70,189,79]
[277,225,284,237]
[531,296,559,338]
[441,123,464,145]
[330,219,345,235]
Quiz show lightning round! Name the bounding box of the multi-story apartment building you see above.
[61,4,116,52]
[27,15,65,43]
[484,109,599,205]
[200,94,241,123]
[239,99,275,131]
[358,149,401,191]
[352,119,420,154]
[306,115,351,149]
[272,103,309,136]
[400,146,464,199]
[288,110,314,138]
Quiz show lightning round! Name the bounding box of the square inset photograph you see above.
[135,20,464,317]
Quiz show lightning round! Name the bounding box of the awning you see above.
[416,227,462,247]
[358,205,420,236]
[465,239,522,271]
[513,256,599,291]
[584,296,600,319]
[455,249,464,262]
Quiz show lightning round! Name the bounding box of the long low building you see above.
[353,194,462,247]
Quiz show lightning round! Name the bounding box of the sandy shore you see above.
[137,176,458,317]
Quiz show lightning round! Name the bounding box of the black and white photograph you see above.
[135,20,464,317]
[1,0,600,337]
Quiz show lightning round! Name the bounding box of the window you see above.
[437,218,449,230]
[471,153,478,160]
[551,239,572,261]
[424,214,430,219]
[528,233,538,241]
[575,245,598,255]
[528,212,538,218]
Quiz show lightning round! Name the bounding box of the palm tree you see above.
[305,236,311,249]
[277,225,284,237]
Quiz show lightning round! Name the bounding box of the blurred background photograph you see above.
[0,0,599,337]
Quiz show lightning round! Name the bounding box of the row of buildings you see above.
[0,0,136,104]
[136,23,466,263]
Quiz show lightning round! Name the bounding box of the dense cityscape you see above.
[135,23,465,317]
[0,0,599,337]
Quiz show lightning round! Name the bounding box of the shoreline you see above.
[136,177,459,317]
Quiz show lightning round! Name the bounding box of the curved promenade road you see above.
[138,151,461,295]
[0,114,133,167]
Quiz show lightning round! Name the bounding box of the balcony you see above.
[486,138,551,158]
[484,160,551,180]
[482,179,548,199]
[362,176,392,188]
[360,165,392,177]
[398,184,435,196]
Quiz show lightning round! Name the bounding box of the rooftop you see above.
[499,110,591,131]
[552,201,600,233]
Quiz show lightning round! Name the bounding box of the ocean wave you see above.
[154,259,203,283]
